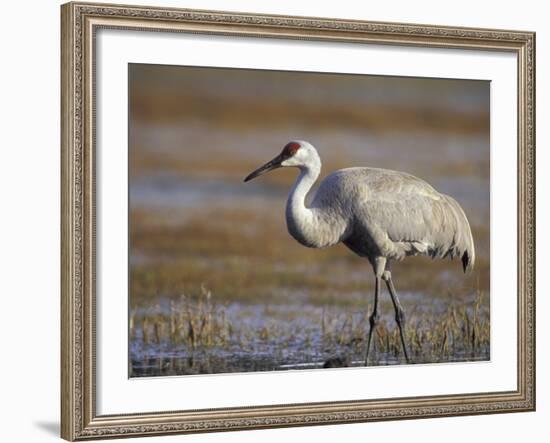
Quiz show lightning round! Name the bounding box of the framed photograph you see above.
[61,1,536,440]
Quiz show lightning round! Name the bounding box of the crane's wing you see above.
[336,168,475,272]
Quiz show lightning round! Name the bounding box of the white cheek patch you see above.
[281,158,296,167]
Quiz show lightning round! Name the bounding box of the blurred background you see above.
[129,64,490,376]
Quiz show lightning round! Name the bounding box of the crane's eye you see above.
[281,142,301,158]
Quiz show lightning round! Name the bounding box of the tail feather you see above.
[462,250,473,273]
[443,195,475,273]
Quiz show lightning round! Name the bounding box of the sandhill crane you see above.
[244,140,475,365]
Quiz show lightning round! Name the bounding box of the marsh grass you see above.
[130,206,490,306]
[131,87,489,136]
[320,290,489,364]
[130,286,489,375]
[131,286,232,349]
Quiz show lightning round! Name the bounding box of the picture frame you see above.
[61,1,536,440]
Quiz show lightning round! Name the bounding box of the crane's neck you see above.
[285,161,343,249]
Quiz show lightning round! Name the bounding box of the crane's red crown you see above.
[281,141,301,158]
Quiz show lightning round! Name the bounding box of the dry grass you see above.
[130,286,489,375]
[131,93,489,135]
[131,286,231,349]
[130,206,490,306]
[321,290,489,364]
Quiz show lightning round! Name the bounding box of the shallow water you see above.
[129,298,489,377]
[130,126,489,223]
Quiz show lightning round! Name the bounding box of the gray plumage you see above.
[244,140,475,365]
[316,167,475,272]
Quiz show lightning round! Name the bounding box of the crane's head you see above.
[243,140,320,182]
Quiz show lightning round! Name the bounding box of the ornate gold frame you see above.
[61,2,536,440]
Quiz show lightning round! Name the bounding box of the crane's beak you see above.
[243,154,284,182]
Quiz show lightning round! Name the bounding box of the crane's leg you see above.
[382,263,411,364]
[364,257,385,366]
